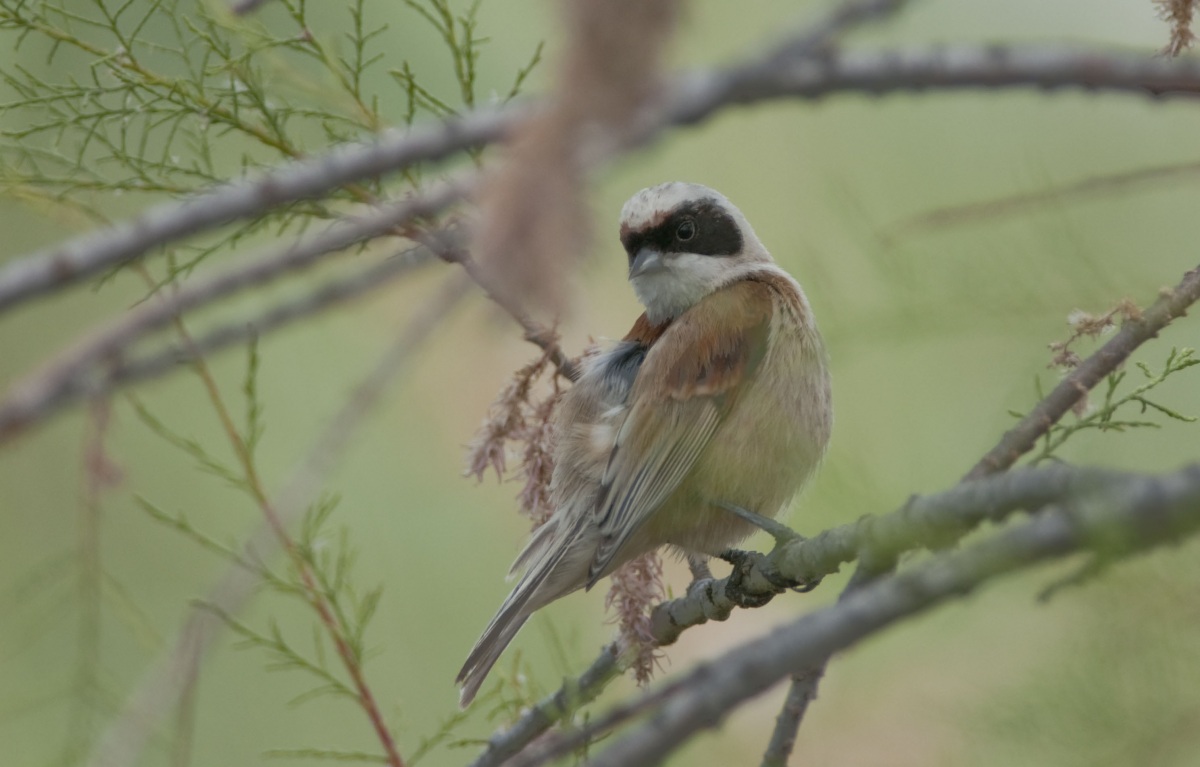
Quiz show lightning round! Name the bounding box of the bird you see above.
[457,181,832,706]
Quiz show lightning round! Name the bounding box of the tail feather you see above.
[456,564,547,710]
[458,516,590,706]
[456,606,530,707]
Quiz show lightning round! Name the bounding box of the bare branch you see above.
[463,646,623,767]
[0,181,464,442]
[0,117,504,316]
[660,44,1200,130]
[964,263,1200,480]
[6,42,1200,317]
[582,464,1200,767]
[108,246,437,391]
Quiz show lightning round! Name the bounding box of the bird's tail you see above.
[455,593,532,707]
[457,516,587,706]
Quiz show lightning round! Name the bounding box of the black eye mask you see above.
[621,198,743,266]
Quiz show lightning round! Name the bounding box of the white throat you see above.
[632,255,776,324]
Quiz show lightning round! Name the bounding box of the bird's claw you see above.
[718,547,821,601]
[717,548,774,608]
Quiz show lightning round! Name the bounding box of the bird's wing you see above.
[586,281,773,587]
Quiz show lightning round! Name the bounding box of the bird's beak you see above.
[629,247,665,279]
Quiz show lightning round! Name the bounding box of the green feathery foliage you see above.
[1013,347,1198,464]
[0,0,540,282]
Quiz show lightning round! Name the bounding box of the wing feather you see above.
[585,280,773,586]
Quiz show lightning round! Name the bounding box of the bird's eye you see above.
[676,219,696,241]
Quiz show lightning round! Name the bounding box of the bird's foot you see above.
[686,553,714,583]
[714,502,821,591]
[718,546,823,599]
[718,548,776,608]
[685,554,716,599]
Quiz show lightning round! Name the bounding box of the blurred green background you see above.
[2,0,1200,765]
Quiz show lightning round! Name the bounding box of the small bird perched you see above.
[457,182,832,705]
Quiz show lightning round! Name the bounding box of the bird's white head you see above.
[618,182,772,325]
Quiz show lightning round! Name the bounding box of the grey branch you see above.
[0,115,503,316]
[662,44,1200,129]
[73,246,438,406]
[0,182,463,442]
[760,667,825,767]
[578,465,1200,767]
[463,646,623,767]
[964,264,1200,480]
[5,44,1200,316]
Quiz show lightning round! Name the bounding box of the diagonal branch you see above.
[0,117,506,315]
[0,181,464,442]
[582,464,1200,767]
[760,667,825,767]
[964,263,1200,480]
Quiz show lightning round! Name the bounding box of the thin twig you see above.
[582,465,1200,767]
[440,241,580,381]
[144,265,409,767]
[85,275,471,767]
[965,264,1200,480]
[760,666,825,767]
[754,560,886,767]
[887,159,1200,239]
